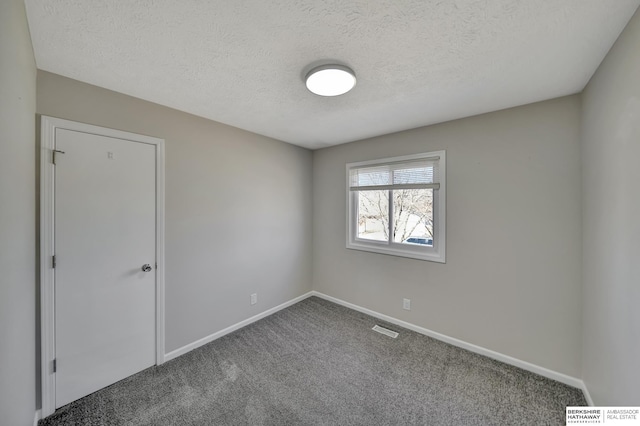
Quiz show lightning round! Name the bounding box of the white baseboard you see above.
[310,291,586,391]
[581,382,595,406]
[162,289,589,403]
[34,409,41,426]
[164,291,313,362]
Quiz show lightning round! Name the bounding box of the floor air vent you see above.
[372,325,399,338]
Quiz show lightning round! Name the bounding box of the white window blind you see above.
[349,157,440,191]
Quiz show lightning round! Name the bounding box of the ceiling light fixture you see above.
[305,64,356,96]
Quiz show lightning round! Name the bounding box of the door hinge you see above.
[52,359,57,373]
[52,149,65,165]
[52,255,56,269]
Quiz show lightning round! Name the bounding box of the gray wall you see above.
[313,96,583,377]
[37,71,313,353]
[0,0,37,424]
[581,7,640,405]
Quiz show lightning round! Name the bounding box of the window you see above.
[346,151,445,262]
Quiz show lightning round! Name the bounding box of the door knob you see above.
[141,264,152,272]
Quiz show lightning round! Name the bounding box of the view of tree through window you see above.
[357,188,433,245]
[357,190,388,242]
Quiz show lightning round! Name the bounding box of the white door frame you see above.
[39,116,165,418]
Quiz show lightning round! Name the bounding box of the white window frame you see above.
[346,151,446,263]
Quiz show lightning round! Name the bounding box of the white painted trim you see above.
[39,116,166,418]
[40,116,56,418]
[164,292,313,362]
[155,133,166,366]
[164,289,589,397]
[34,410,41,426]
[310,291,585,390]
[581,382,595,406]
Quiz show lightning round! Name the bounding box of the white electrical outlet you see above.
[403,298,411,310]
[250,293,258,305]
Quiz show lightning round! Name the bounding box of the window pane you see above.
[392,161,435,185]
[392,188,433,246]
[350,166,391,187]
[357,190,389,241]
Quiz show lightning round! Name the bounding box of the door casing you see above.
[39,116,165,418]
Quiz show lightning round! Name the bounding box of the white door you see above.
[54,128,156,408]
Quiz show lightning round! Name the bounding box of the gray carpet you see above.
[40,296,586,425]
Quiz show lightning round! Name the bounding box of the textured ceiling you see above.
[25,0,640,149]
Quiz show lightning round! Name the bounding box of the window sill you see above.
[346,241,445,263]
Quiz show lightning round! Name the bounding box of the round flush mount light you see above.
[305,64,356,96]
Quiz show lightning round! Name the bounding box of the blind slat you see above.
[349,157,440,190]
[349,183,440,191]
